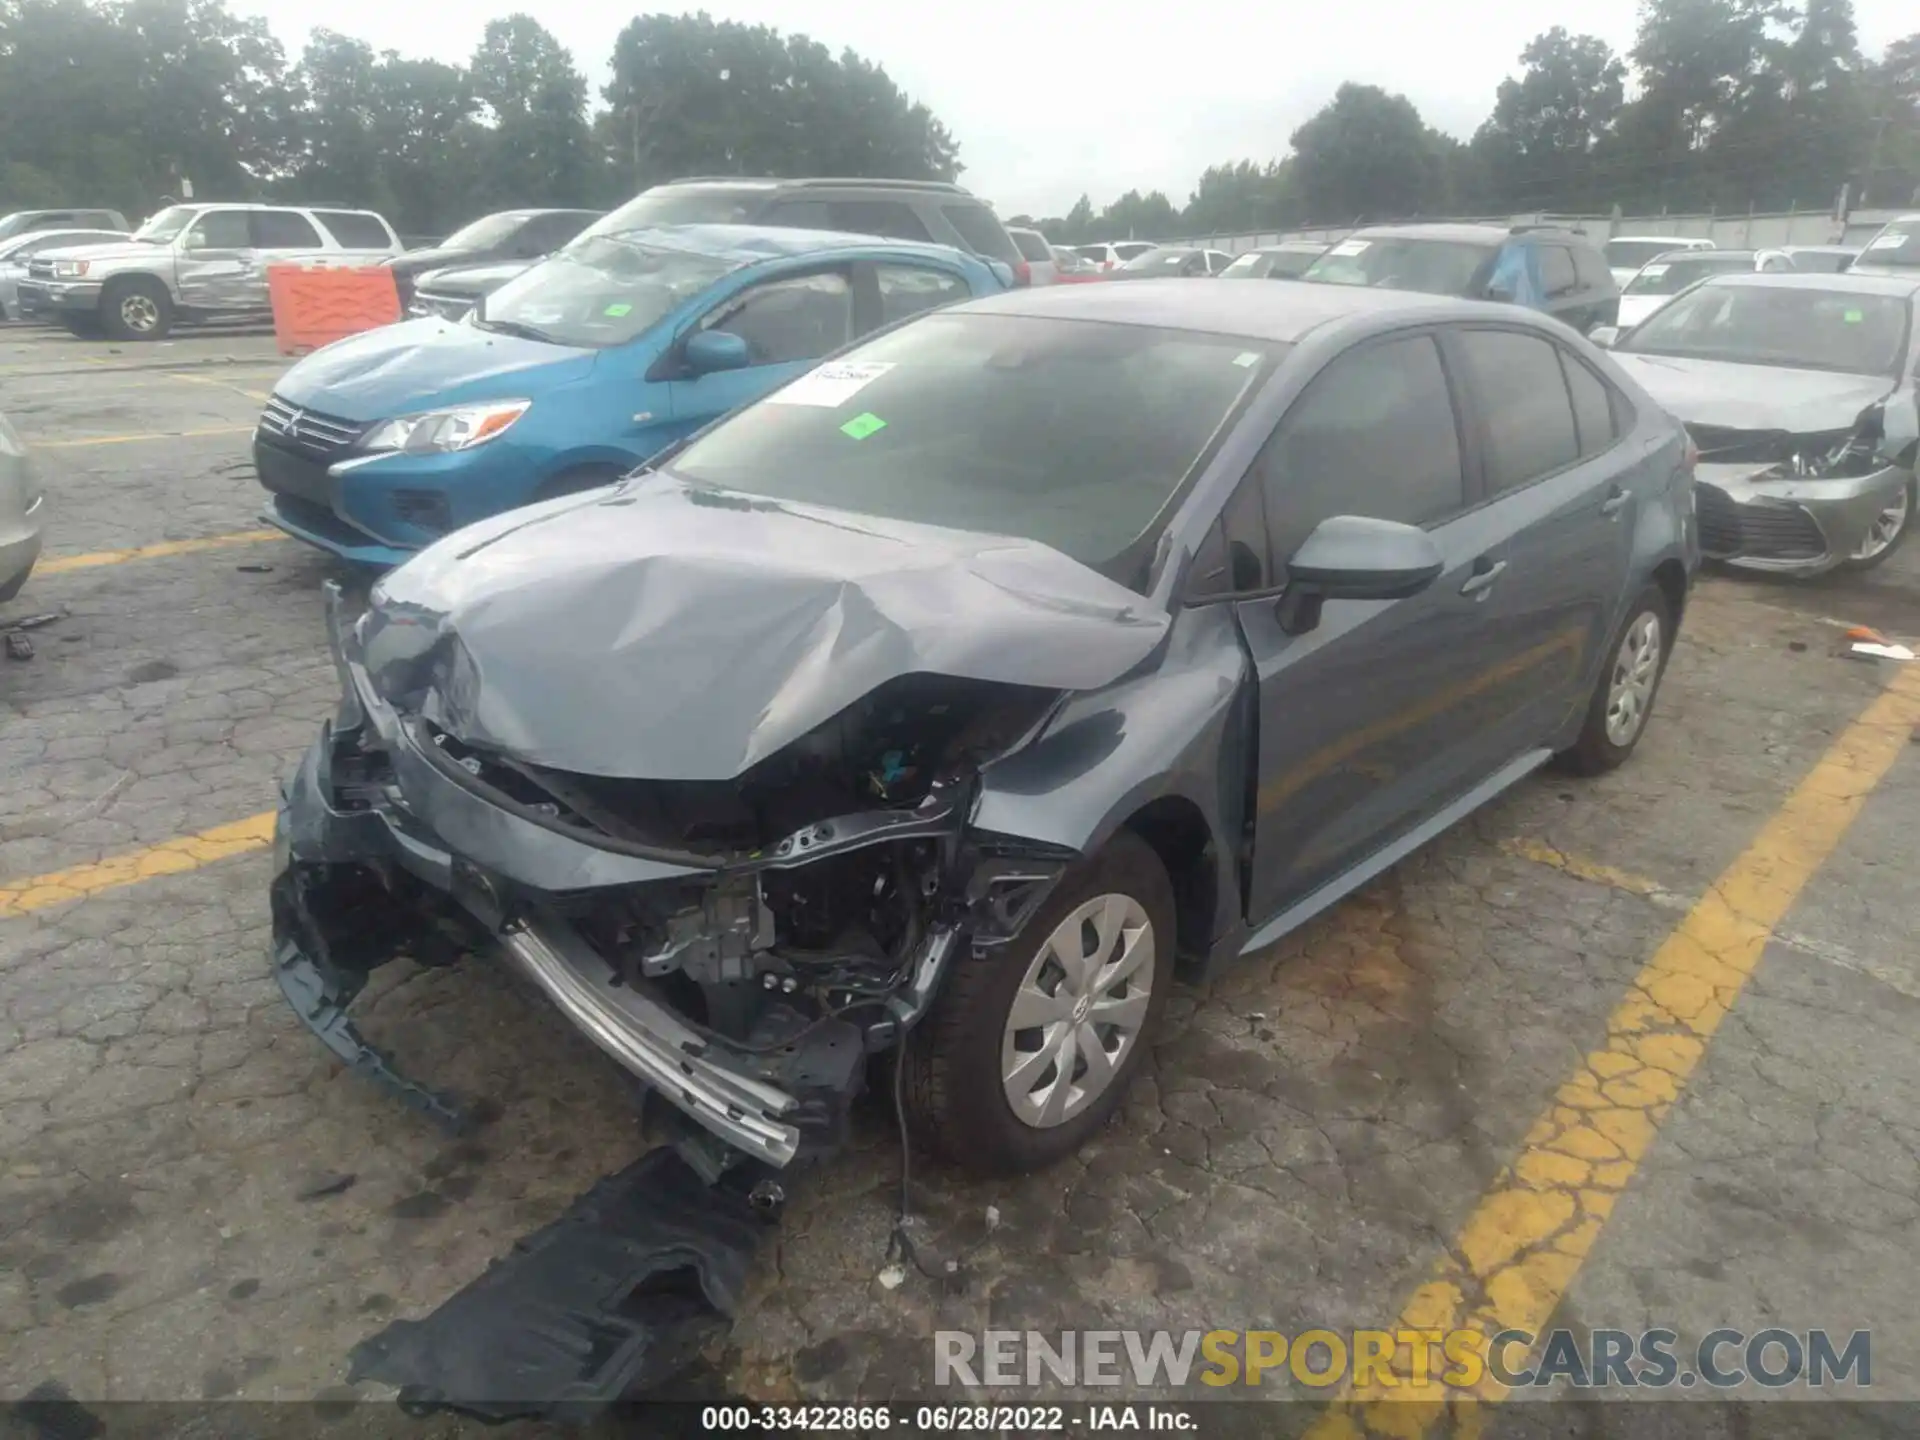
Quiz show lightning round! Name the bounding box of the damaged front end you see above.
[274,581,1077,1173]
[1688,403,1917,575]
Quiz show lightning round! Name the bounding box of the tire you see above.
[61,315,104,339]
[1840,476,1915,573]
[904,829,1175,1176]
[531,464,626,504]
[1557,583,1672,776]
[100,276,173,341]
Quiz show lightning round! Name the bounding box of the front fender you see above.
[970,605,1251,956]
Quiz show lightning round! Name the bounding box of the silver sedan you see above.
[1599,271,1920,576]
[0,227,128,321]
[0,411,44,603]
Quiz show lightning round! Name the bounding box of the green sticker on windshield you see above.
[841,412,887,440]
[1844,308,1864,323]
[604,302,632,317]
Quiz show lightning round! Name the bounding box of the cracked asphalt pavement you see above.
[4,322,1920,1431]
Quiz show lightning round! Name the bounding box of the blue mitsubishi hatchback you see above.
[255,225,1003,566]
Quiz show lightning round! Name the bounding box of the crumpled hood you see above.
[273,318,595,421]
[359,477,1171,781]
[1612,353,1893,433]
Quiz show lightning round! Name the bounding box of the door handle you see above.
[1601,485,1629,517]
[1459,558,1507,597]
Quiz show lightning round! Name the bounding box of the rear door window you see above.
[1538,244,1579,298]
[1559,351,1618,456]
[1454,329,1580,493]
[251,211,323,249]
[1256,334,1467,573]
[939,203,1019,262]
[314,211,395,249]
[1572,245,1613,290]
[874,263,970,325]
[832,200,935,243]
[765,200,832,229]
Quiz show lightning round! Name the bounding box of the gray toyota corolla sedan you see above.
[1598,271,1920,575]
[271,280,1698,1182]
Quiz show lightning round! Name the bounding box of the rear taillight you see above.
[1012,259,1032,287]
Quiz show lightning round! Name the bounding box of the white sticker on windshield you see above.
[1233,351,1260,367]
[769,360,895,408]
[1639,263,1669,278]
[1867,233,1910,250]
[1329,239,1370,257]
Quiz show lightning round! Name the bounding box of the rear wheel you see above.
[904,830,1174,1175]
[1841,478,1915,572]
[100,277,172,341]
[1557,584,1671,776]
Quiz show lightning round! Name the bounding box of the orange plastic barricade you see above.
[267,263,401,355]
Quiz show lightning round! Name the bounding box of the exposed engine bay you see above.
[272,581,1081,1175]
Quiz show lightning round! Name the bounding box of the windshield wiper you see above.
[476,317,559,344]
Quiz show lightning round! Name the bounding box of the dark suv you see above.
[580,177,1028,283]
[1301,223,1620,332]
[383,208,603,306]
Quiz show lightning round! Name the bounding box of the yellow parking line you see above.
[1498,837,1676,905]
[31,424,253,449]
[1310,663,1920,1439]
[37,529,285,574]
[0,812,277,919]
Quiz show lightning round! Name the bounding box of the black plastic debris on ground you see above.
[348,1147,778,1423]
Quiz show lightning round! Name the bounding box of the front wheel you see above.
[904,830,1174,1175]
[100,277,173,341]
[1841,477,1915,572]
[1557,584,1672,776]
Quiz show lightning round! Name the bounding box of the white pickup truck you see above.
[16,202,402,340]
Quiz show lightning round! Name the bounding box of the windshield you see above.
[666,313,1277,578]
[133,207,195,244]
[582,187,767,240]
[1624,253,1750,295]
[1221,253,1271,279]
[1010,230,1053,262]
[1859,221,1920,268]
[1619,284,1910,375]
[439,213,526,251]
[1121,248,1200,274]
[1787,250,1855,274]
[1605,239,1697,270]
[1301,237,1495,297]
[477,235,735,348]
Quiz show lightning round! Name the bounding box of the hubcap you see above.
[120,294,158,332]
[1000,893,1155,1129]
[1852,486,1911,561]
[1605,611,1662,747]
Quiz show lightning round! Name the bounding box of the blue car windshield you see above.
[477,234,735,348]
[666,312,1278,574]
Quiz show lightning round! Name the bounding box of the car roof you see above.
[1611,234,1712,244]
[1350,223,1513,244]
[655,176,977,197]
[957,275,1528,341]
[1700,270,1920,298]
[587,222,978,268]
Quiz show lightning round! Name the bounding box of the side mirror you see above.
[1587,325,1620,349]
[1276,515,1445,635]
[683,329,751,376]
[1486,282,1516,304]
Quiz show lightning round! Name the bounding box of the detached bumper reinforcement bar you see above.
[499,917,803,1168]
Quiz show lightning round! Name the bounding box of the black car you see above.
[1301,223,1620,333]
[384,209,603,305]
[404,259,528,320]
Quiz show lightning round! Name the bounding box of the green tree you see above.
[1182,159,1289,234]
[1474,28,1625,209]
[1290,82,1444,222]
[468,16,594,211]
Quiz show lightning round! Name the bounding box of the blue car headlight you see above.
[361,399,530,455]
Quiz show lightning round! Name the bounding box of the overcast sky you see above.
[238,0,1917,218]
